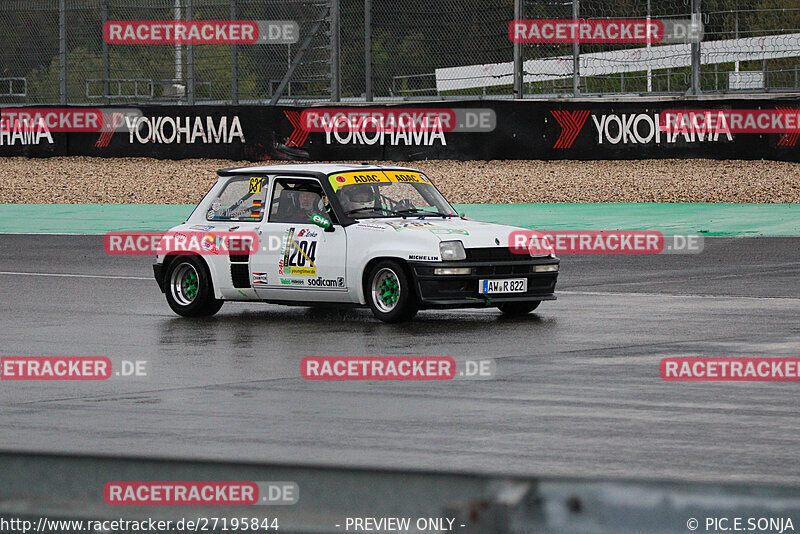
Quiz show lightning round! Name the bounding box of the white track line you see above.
[0,271,150,280]
[560,290,799,300]
[0,272,795,299]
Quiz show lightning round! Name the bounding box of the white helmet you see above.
[342,184,375,212]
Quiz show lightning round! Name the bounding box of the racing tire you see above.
[496,301,540,316]
[366,260,419,323]
[165,256,224,317]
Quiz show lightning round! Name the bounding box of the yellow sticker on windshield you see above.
[329,172,391,191]
[248,176,263,194]
[328,171,430,191]
[383,171,430,184]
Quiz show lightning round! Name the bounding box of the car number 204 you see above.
[478,278,527,294]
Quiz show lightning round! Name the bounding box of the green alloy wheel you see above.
[165,256,224,317]
[366,260,418,323]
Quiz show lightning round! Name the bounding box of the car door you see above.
[250,176,348,302]
[199,174,268,300]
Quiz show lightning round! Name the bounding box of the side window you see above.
[206,176,267,222]
[269,178,334,224]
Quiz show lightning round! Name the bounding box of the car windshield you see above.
[329,171,457,219]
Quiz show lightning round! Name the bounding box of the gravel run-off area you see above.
[1,157,799,204]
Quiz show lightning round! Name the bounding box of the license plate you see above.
[478,278,527,294]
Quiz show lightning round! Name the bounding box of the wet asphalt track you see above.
[0,235,799,484]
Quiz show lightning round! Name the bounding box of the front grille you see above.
[465,247,531,262]
[476,264,533,276]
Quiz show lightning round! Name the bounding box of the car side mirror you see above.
[311,213,334,232]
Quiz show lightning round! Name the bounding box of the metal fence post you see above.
[513,0,522,98]
[364,0,372,101]
[331,0,341,101]
[187,0,194,104]
[646,0,652,92]
[59,0,66,104]
[174,0,182,90]
[102,0,110,104]
[572,0,579,96]
[231,0,238,105]
[690,0,701,94]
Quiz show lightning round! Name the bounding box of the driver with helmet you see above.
[340,184,376,213]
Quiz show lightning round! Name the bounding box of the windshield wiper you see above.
[394,208,451,218]
[345,207,399,217]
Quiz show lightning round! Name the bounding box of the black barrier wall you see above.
[2,98,800,161]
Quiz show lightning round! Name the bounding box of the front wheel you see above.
[165,256,223,317]
[496,301,540,316]
[366,260,418,323]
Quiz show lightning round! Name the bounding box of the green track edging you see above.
[459,203,800,236]
[0,203,797,236]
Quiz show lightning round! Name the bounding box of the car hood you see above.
[354,217,526,249]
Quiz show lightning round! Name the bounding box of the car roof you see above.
[217,163,422,176]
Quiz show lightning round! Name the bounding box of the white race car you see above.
[153,164,559,322]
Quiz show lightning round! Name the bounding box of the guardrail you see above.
[2,450,799,534]
[85,79,213,100]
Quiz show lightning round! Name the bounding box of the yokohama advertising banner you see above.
[1,98,799,161]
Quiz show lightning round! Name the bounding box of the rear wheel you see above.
[497,301,540,316]
[366,260,418,323]
[165,256,223,317]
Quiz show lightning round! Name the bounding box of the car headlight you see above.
[528,234,555,257]
[439,240,466,261]
[534,264,559,272]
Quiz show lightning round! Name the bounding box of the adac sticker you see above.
[327,171,431,191]
[329,172,391,191]
[383,171,430,184]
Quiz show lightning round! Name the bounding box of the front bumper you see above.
[409,256,559,308]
